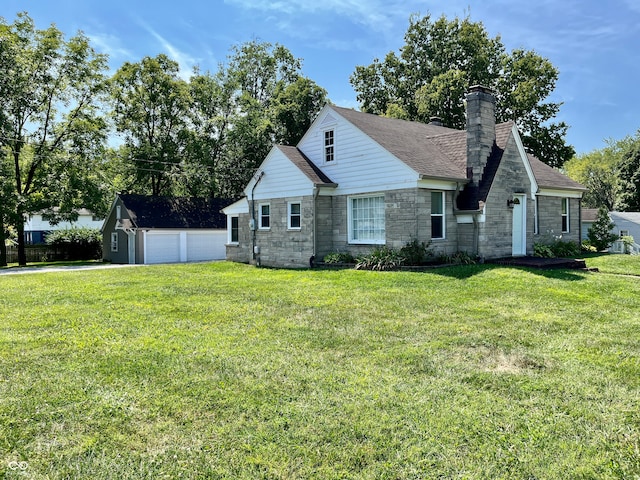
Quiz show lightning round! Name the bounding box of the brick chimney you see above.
[466,85,496,185]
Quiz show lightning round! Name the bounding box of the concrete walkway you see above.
[0,263,146,275]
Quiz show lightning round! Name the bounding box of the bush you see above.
[587,207,619,251]
[581,240,598,253]
[323,251,355,264]
[45,227,102,260]
[355,246,404,271]
[399,239,434,265]
[534,237,581,258]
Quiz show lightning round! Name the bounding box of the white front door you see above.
[512,194,527,256]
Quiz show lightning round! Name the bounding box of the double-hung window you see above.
[348,195,385,244]
[259,203,270,229]
[561,198,569,232]
[111,232,118,252]
[324,130,334,163]
[288,202,301,230]
[431,191,445,239]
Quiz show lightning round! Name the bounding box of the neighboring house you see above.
[223,86,585,268]
[609,211,640,254]
[102,194,231,264]
[581,208,599,240]
[24,208,104,244]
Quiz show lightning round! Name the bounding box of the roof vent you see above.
[429,116,443,126]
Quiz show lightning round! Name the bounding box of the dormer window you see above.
[324,130,334,163]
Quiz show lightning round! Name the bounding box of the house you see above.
[609,211,640,254]
[102,194,231,264]
[24,208,104,244]
[223,86,585,268]
[581,208,599,240]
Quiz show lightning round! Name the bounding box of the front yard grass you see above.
[0,261,638,479]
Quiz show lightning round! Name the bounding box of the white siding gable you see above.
[244,146,315,201]
[297,106,419,196]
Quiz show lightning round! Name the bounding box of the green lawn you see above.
[1,259,639,479]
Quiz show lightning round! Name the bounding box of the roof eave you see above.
[419,174,468,183]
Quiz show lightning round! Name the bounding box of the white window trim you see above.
[288,202,302,230]
[431,191,446,240]
[111,232,118,252]
[347,194,385,245]
[561,198,570,233]
[227,215,239,244]
[258,203,271,230]
[324,129,335,164]
[116,205,122,220]
[534,196,539,235]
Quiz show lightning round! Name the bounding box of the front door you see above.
[512,194,527,256]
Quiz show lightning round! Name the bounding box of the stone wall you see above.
[536,196,581,243]
[479,137,535,259]
[252,196,315,268]
[225,212,252,264]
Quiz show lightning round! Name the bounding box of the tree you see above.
[0,12,109,266]
[350,13,574,168]
[587,207,619,251]
[564,142,620,210]
[110,54,192,196]
[188,41,327,199]
[616,130,640,211]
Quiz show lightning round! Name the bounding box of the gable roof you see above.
[118,194,231,229]
[582,208,599,222]
[527,154,585,191]
[330,106,466,181]
[329,106,583,194]
[276,145,337,186]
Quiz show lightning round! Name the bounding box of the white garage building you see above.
[102,194,232,264]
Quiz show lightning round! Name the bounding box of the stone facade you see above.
[535,196,581,243]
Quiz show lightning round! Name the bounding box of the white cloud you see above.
[139,22,200,80]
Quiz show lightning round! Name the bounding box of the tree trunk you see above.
[0,214,7,267]
[16,219,26,266]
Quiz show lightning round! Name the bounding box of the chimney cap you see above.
[429,116,443,126]
[468,85,494,95]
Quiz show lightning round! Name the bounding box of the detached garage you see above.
[102,194,232,264]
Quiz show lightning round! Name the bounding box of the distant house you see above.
[223,86,585,268]
[102,194,232,264]
[609,211,640,254]
[24,208,104,244]
[581,208,599,240]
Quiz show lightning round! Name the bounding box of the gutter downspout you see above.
[311,186,320,267]
[250,171,265,265]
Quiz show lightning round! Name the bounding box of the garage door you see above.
[146,233,180,264]
[186,231,227,262]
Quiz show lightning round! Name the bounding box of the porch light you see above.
[507,197,520,208]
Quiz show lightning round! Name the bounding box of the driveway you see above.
[0,263,146,275]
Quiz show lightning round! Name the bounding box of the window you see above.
[561,198,569,232]
[620,229,629,237]
[229,216,239,243]
[534,197,539,235]
[348,195,385,244]
[116,205,121,220]
[324,130,334,163]
[259,203,270,229]
[431,191,445,239]
[111,232,118,252]
[288,202,301,229]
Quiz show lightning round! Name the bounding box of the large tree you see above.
[350,14,574,168]
[616,130,640,211]
[0,12,109,266]
[187,41,327,199]
[110,54,192,196]
[564,141,621,210]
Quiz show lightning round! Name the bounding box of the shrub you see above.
[323,251,355,264]
[581,240,598,253]
[399,239,434,265]
[621,235,635,254]
[46,227,102,260]
[587,207,619,251]
[355,246,404,271]
[534,238,581,258]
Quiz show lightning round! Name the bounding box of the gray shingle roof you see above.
[527,154,585,191]
[276,145,337,186]
[119,194,231,229]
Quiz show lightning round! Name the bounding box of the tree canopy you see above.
[350,13,574,168]
[0,12,109,265]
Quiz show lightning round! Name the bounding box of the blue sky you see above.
[3,0,639,155]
